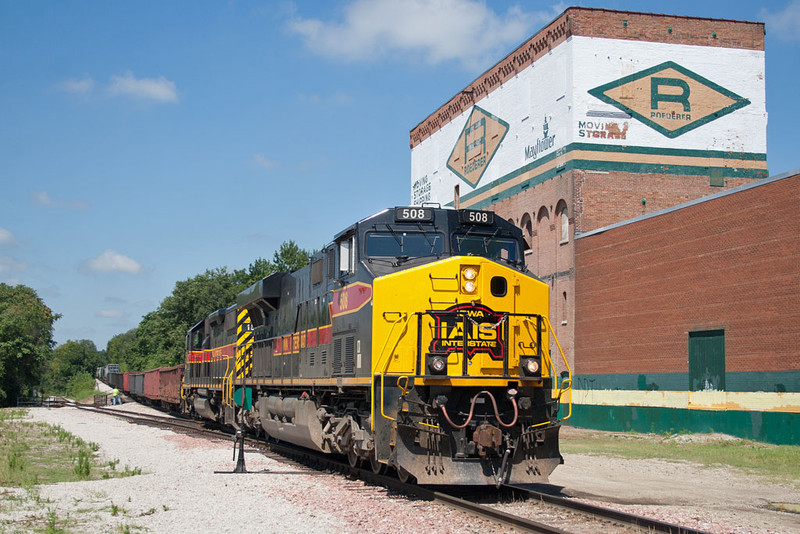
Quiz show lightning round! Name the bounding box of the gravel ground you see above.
[5,399,799,534]
[9,404,511,534]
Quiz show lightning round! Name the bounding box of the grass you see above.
[560,427,800,484]
[0,407,145,533]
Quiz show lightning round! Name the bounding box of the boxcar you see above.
[129,372,144,397]
[158,365,184,406]
[144,369,160,400]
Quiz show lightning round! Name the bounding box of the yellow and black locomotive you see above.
[183,206,571,485]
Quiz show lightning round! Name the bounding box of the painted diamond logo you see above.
[447,106,509,187]
[588,61,750,138]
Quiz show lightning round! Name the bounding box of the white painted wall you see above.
[410,36,766,205]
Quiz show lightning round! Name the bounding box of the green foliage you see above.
[0,284,59,407]
[270,240,311,273]
[73,449,91,479]
[106,241,311,370]
[42,340,104,395]
[63,372,98,402]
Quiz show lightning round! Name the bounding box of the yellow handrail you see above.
[543,315,572,423]
[371,312,409,431]
[222,353,234,408]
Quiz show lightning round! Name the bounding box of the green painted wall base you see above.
[565,404,799,446]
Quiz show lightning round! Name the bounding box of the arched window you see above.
[536,206,550,274]
[519,213,533,251]
[556,200,569,244]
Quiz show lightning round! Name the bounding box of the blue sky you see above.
[1,0,798,349]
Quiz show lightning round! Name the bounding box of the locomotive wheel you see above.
[369,450,384,475]
[347,448,360,468]
[396,465,414,484]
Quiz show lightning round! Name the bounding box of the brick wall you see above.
[574,170,759,233]
[574,173,800,376]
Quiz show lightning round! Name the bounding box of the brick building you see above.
[409,7,797,443]
[574,171,799,444]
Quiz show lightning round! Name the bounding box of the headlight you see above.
[428,355,447,374]
[463,280,476,293]
[463,267,477,280]
[521,358,541,376]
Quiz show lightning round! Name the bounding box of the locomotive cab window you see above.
[452,233,520,263]
[365,231,444,258]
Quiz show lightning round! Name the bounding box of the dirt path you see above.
[549,428,799,533]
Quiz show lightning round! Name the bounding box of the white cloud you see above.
[0,227,15,245]
[761,0,800,41]
[97,309,124,319]
[287,0,561,70]
[85,250,143,275]
[0,256,27,275]
[108,72,179,103]
[253,153,278,170]
[57,76,96,95]
[31,191,89,210]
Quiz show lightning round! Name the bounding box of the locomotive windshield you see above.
[452,233,521,263]
[366,231,444,258]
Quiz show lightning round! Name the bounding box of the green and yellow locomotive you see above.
[183,206,571,485]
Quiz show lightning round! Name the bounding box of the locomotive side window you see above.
[338,234,356,275]
[366,231,443,258]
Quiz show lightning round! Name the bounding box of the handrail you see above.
[543,315,573,423]
[371,312,409,431]
[222,352,234,408]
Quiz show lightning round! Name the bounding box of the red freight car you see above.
[144,368,161,400]
[158,365,184,406]
[123,372,130,394]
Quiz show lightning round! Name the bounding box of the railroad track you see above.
[71,401,710,534]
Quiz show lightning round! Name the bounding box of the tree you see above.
[104,241,312,370]
[271,240,310,273]
[0,284,59,406]
[43,339,104,394]
[105,328,137,371]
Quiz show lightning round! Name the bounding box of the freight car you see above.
[183,206,572,486]
[95,364,121,381]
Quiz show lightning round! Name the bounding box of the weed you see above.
[44,508,67,534]
[121,465,142,477]
[73,449,91,479]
